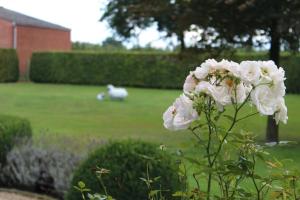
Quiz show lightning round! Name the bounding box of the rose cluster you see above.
[163,59,288,131]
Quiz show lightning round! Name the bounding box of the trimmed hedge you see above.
[30,52,299,93]
[30,52,201,89]
[0,49,19,82]
[0,115,32,164]
[66,140,182,200]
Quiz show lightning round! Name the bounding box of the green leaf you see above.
[149,190,160,196]
[78,181,86,189]
[224,115,234,121]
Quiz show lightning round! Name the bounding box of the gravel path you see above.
[0,189,56,200]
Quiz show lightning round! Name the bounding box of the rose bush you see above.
[164,59,287,131]
[76,59,297,200]
[162,59,295,200]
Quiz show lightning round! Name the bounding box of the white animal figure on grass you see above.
[107,84,128,100]
[96,92,105,101]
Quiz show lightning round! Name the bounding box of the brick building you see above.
[0,7,71,76]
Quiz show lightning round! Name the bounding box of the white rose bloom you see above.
[271,81,286,97]
[240,61,261,85]
[195,81,231,105]
[183,72,198,93]
[194,66,209,80]
[251,85,277,115]
[259,60,278,82]
[274,98,288,124]
[234,83,247,104]
[218,59,240,77]
[163,94,198,131]
[194,59,218,79]
[163,105,177,130]
[195,81,215,95]
[271,67,285,83]
[212,85,232,106]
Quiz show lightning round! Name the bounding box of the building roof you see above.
[0,7,70,31]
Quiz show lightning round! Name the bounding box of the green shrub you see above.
[30,51,299,93]
[30,52,201,88]
[0,115,32,164]
[66,140,182,200]
[0,49,19,82]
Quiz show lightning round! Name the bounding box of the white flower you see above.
[271,81,286,97]
[163,94,198,131]
[195,81,215,95]
[212,85,231,106]
[259,60,278,82]
[218,59,240,77]
[234,83,247,104]
[251,85,277,115]
[194,59,218,79]
[240,61,261,85]
[274,98,288,124]
[271,67,285,84]
[183,72,198,93]
[195,81,232,106]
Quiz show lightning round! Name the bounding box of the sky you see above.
[0,0,173,48]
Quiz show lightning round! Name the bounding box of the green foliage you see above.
[281,56,300,94]
[0,115,32,164]
[0,49,19,82]
[66,140,182,200]
[30,51,299,93]
[29,52,200,88]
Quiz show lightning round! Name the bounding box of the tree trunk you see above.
[266,19,280,142]
[179,31,186,52]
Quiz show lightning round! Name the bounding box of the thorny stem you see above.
[211,91,252,166]
[98,174,109,197]
[193,173,201,192]
[190,88,253,199]
[250,155,260,200]
[204,98,214,199]
[236,112,259,123]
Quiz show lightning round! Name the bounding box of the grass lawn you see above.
[0,82,299,165]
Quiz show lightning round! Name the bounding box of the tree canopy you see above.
[101,0,300,141]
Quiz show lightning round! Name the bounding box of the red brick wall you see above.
[0,18,13,48]
[16,25,71,75]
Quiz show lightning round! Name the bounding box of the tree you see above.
[102,37,125,49]
[204,0,300,142]
[101,0,300,142]
[101,0,213,51]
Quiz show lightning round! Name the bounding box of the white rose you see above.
[163,105,177,130]
[183,72,198,93]
[271,67,285,83]
[212,85,231,106]
[240,61,261,85]
[195,81,215,95]
[274,98,288,124]
[195,81,231,105]
[163,94,198,131]
[251,85,277,115]
[218,59,240,77]
[271,81,286,97]
[259,60,278,82]
[194,59,218,79]
[234,83,247,104]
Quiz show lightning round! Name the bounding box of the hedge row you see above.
[29,52,299,93]
[0,49,19,82]
[0,115,32,164]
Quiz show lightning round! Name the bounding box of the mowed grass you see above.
[0,82,299,165]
